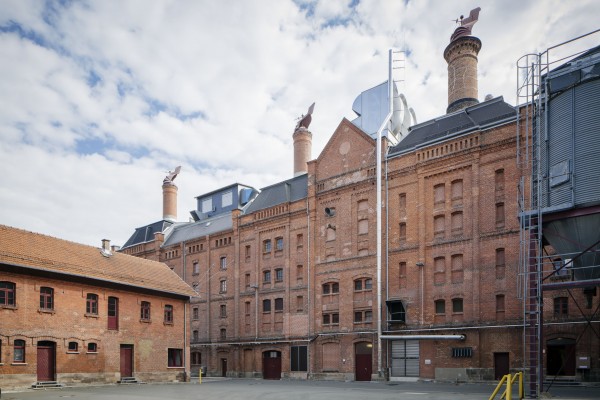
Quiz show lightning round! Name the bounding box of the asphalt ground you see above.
[2,379,600,400]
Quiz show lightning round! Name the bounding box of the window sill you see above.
[167,366,184,369]
[38,308,55,314]
[163,322,174,326]
[84,313,99,318]
[0,305,18,310]
[66,351,80,354]
[87,352,98,354]
[11,362,27,366]
[140,319,152,323]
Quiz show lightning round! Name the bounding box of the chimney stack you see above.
[162,166,181,221]
[293,103,315,176]
[444,7,482,114]
[101,239,112,257]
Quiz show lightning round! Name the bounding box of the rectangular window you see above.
[40,286,54,310]
[168,348,183,367]
[220,329,226,340]
[496,248,506,279]
[399,222,406,242]
[245,301,251,315]
[164,304,173,323]
[14,339,25,362]
[193,330,199,342]
[245,273,251,289]
[108,296,119,330]
[275,298,284,312]
[201,198,213,213]
[495,169,505,192]
[263,299,271,313]
[435,299,445,314]
[496,294,505,312]
[140,301,151,321]
[87,342,97,353]
[193,261,200,275]
[220,279,227,293]
[452,347,473,358]
[323,312,339,325]
[275,268,283,282]
[263,239,272,253]
[554,297,568,317]
[290,345,308,372]
[0,281,16,306]
[193,307,199,320]
[434,215,445,237]
[358,219,368,235]
[452,298,463,313]
[275,237,284,251]
[220,256,227,270]
[220,304,227,318]
[296,265,304,284]
[451,179,463,201]
[222,191,233,207]
[263,270,271,283]
[245,245,251,261]
[296,296,304,312]
[451,211,463,235]
[496,202,505,228]
[86,293,98,315]
[68,341,78,352]
[399,262,407,288]
[434,183,445,205]
[399,193,406,209]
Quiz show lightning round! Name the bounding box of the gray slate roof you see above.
[162,212,233,247]
[244,174,308,213]
[121,220,174,249]
[388,96,516,157]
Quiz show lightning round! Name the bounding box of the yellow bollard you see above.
[199,369,202,384]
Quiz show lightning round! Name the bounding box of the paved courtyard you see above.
[2,379,600,400]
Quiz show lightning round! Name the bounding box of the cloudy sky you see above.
[1,0,598,247]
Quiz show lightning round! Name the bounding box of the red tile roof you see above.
[0,224,196,297]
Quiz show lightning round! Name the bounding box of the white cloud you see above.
[0,0,598,246]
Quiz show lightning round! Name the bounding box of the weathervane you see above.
[163,166,181,184]
[450,7,481,41]
[295,102,315,131]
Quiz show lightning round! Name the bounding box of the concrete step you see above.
[32,381,63,389]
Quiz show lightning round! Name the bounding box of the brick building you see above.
[0,225,196,389]
[121,11,600,384]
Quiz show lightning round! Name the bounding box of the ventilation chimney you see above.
[444,7,482,113]
[293,103,315,176]
[101,239,112,257]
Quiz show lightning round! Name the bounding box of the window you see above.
[220,329,227,340]
[193,261,200,275]
[399,222,407,242]
[201,198,213,213]
[451,211,463,235]
[451,179,463,201]
[275,268,283,282]
[191,352,201,365]
[434,256,446,285]
[495,169,505,192]
[452,347,473,358]
[496,294,505,312]
[220,256,227,270]
[452,298,464,313]
[39,287,53,310]
[193,330,199,341]
[290,345,308,371]
[164,304,173,323]
[358,219,368,235]
[296,265,304,284]
[108,296,118,330]
[435,299,446,314]
[434,183,445,205]
[86,293,98,315]
[322,282,339,294]
[245,301,251,315]
[140,301,151,321]
[220,304,227,318]
[245,273,251,289]
[358,199,368,211]
[496,248,506,279]
[245,245,251,261]
[399,262,407,288]
[451,254,464,284]
[263,270,271,283]
[322,312,339,325]
[387,300,406,323]
[554,297,568,317]
[326,225,336,241]
[399,193,406,209]
[297,234,304,249]
[263,239,272,253]
[275,298,284,312]
[496,202,505,228]
[14,339,25,362]
[222,191,233,207]
[193,307,199,320]
[354,309,372,323]
[263,299,271,313]
[168,348,183,367]
[275,237,284,251]
[0,281,16,306]
[220,279,227,293]
[87,342,97,353]
[68,342,78,352]
[354,278,372,291]
[434,215,445,237]
[296,296,304,312]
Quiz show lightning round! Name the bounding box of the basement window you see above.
[68,342,78,353]
[452,347,473,358]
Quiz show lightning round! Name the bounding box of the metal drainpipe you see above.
[306,195,311,378]
[184,299,188,381]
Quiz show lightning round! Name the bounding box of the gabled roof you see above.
[162,212,233,247]
[0,224,196,298]
[244,174,308,214]
[388,96,516,157]
[121,219,173,250]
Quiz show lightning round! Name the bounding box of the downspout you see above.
[184,299,189,381]
[375,49,394,378]
[384,146,390,376]
[306,195,312,378]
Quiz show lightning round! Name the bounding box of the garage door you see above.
[391,340,419,377]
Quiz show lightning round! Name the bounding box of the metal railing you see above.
[488,372,524,400]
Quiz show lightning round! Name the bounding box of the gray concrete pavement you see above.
[2,379,600,400]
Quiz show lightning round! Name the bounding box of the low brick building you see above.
[0,225,196,389]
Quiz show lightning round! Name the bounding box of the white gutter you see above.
[381,335,465,340]
[375,49,394,377]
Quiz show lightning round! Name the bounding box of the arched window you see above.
[0,281,16,306]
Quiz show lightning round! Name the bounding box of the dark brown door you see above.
[494,352,510,380]
[108,297,119,330]
[355,342,372,381]
[37,341,55,382]
[262,351,282,380]
[120,345,133,378]
[221,358,228,377]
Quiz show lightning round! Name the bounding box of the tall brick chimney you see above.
[444,7,482,114]
[293,103,314,176]
[162,182,178,221]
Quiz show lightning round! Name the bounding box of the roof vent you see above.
[100,239,113,257]
[484,94,493,101]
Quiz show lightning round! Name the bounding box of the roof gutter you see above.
[381,334,465,340]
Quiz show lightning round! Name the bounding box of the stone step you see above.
[32,381,63,389]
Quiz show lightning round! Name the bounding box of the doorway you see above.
[355,342,373,381]
[494,352,510,380]
[37,341,56,382]
[262,351,282,380]
[221,358,228,377]
[120,345,134,378]
[547,338,576,376]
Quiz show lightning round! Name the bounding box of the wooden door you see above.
[120,345,133,378]
[494,352,510,380]
[355,342,372,381]
[221,358,228,377]
[262,351,282,380]
[37,341,55,382]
